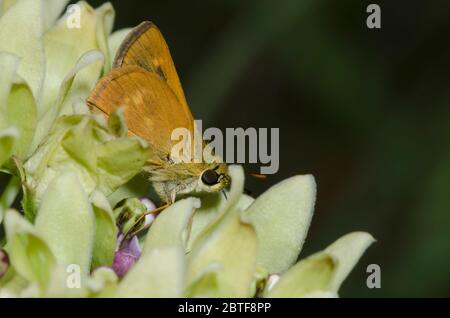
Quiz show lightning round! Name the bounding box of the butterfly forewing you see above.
[114,21,189,114]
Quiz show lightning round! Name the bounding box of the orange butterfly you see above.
[87,22,230,205]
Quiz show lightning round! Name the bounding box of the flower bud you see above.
[112,236,142,278]
[114,198,148,234]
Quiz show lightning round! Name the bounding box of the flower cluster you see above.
[0,1,373,297]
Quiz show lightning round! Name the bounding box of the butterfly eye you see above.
[201,169,219,186]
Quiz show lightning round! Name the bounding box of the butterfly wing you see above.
[87,65,195,161]
[114,21,189,114]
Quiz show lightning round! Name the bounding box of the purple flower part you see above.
[0,249,10,278]
[140,198,156,212]
[112,236,142,278]
[140,198,157,227]
[123,235,142,257]
[112,251,138,278]
[115,233,125,252]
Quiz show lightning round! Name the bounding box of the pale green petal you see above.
[0,127,18,168]
[40,2,103,116]
[188,165,245,249]
[115,247,185,298]
[25,113,149,210]
[43,265,89,298]
[0,0,45,99]
[1,1,69,30]
[90,190,117,269]
[267,232,375,297]
[108,28,131,65]
[6,81,37,159]
[187,193,226,251]
[188,193,253,251]
[35,1,114,150]
[0,52,19,129]
[187,208,257,298]
[35,172,95,277]
[303,290,339,298]
[222,165,246,211]
[324,231,375,291]
[143,198,200,254]
[96,137,151,194]
[43,0,70,30]
[4,209,56,288]
[0,51,37,160]
[107,174,152,208]
[108,107,127,138]
[267,253,336,298]
[33,48,103,151]
[95,2,114,73]
[0,0,17,16]
[0,273,29,297]
[87,267,118,297]
[184,263,223,298]
[243,175,316,273]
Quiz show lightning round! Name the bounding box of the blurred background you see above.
[64,0,449,296]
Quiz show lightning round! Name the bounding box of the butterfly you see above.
[87,21,230,206]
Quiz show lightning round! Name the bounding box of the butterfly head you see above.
[197,163,230,194]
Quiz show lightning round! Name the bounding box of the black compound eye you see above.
[201,169,219,186]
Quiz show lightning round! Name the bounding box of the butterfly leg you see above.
[124,203,170,239]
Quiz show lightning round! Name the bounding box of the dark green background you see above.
[66,0,450,296]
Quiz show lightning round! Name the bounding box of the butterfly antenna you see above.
[249,173,268,180]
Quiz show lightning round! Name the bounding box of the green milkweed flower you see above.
[0,0,374,298]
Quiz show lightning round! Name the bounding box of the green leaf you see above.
[0,174,21,224]
[267,253,336,298]
[4,209,56,288]
[143,197,200,254]
[0,127,18,168]
[90,190,117,269]
[186,208,257,297]
[0,0,45,99]
[243,174,316,273]
[34,172,95,277]
[115,247,185,298]
[324,231,375,291]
